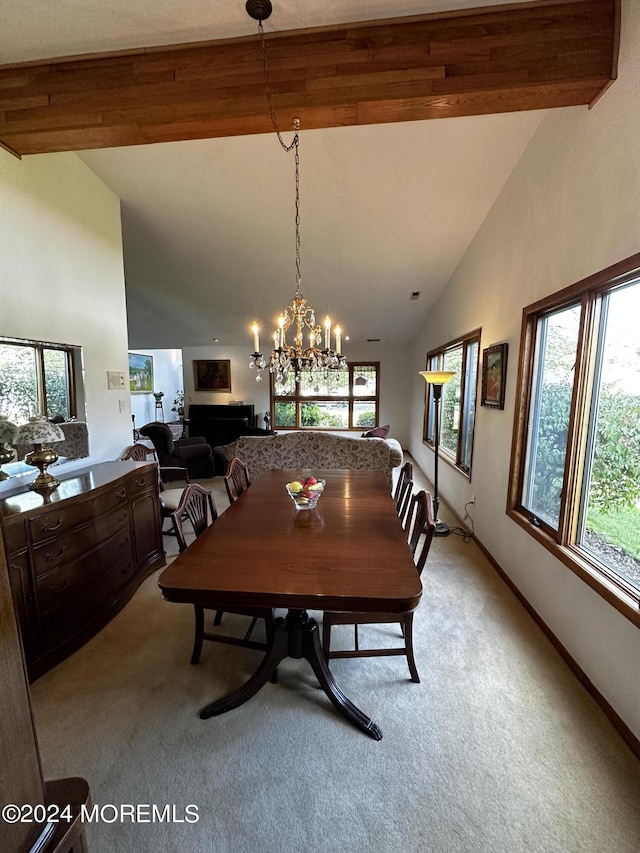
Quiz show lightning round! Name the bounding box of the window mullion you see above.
[455,342,469,467]
[558,293,600,547]
[35,346,46,416]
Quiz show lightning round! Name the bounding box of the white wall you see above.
[409,0,640,739]
[129,348,183,429]
[0,149,131,478]
[181,341,411,443]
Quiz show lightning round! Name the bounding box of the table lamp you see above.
[419,370,456,536]
[14,416,65,493]
[0,415,18,480]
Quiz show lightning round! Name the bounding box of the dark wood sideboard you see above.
[0,460,165,681]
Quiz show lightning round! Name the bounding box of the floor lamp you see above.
[419,370,456,536]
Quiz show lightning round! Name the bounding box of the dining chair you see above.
[121,442,157,463]
[121,443,190,534]
[171,483,274,665]
[224,457,251,504]
[393,461,414,529]
[322,490,436,683]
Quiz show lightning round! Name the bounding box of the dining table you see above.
[158,468,422,740]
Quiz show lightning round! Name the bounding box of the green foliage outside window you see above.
[0,342,72,422]
[356,410,376,428]
[530,384,640,517]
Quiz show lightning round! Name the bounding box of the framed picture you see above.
[481,343,508,409]
[128,352,154,393]
[194,359,232,392]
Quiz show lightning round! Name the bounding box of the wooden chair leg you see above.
[322,619,332,658]
[213,610,223,626]
[191,604,205,665]
[403,612,420,683]
[244,616,258,641]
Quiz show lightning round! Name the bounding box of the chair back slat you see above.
[393,461,413,507]
[171,484,217,553]
[122,443,157,462]
[224,457,251,503]
[413,491,436,576]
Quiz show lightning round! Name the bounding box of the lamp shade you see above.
[14,416,65,446]
[0,415,17,443]
[419,370,456,385]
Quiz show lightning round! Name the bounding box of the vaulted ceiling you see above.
[0,1,619,348]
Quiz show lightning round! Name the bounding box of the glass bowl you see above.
[286,477,326,510]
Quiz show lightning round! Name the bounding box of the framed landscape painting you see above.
[194,359,232,392]
[129,353,153,393]
[481,343,508,409]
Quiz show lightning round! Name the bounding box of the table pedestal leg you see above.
[199,609,382,740]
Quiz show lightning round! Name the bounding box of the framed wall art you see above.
[481,343,508,409]
[128,352,153,393]
[194,359,232,392]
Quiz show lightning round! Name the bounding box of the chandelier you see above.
[246,1,347,385]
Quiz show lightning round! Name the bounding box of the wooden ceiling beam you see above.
[0,0,619,157]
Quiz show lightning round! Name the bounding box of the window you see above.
[0,338,79,423]
[423,330,480,474]
[271,363,379,430]
[509,255,640,623]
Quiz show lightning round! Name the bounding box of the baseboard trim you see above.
[470,531,640,761]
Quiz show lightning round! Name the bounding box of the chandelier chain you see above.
[258,19,302,292]
[258,21,297,153]
[294,134,301,291]
[248,7,346,386]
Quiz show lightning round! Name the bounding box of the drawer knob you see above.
[135,478,146,488]
[41,518,63,532]
[116,489,127,499]
[49,578,69,595]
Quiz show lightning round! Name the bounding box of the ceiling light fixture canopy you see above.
[247,3,346,386]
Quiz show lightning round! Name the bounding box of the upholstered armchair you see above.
[139,422,215,479]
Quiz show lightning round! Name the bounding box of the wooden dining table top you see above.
[158,468,423,614]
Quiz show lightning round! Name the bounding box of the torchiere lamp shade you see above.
[419,370,456,386]
[419,370,456,536]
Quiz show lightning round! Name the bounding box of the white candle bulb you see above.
[278,315,285,349]
[324,315,331,349]
[335,325,341,355]
[251,322,260,353]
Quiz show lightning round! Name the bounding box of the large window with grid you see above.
[508,255,640,623]
[0,338,79,423]
[423,330,480,475]
[271,363,379,430]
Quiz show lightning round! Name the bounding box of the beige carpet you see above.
[30,461,640,853]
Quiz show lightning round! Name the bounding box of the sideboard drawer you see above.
[32,507,129,577]
[29,487,128,545]
[35,564,78,616]
[83,554,135,618]
[127,468,158,495]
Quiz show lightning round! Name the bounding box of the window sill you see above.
[507,508,640,628]
[422,439,471,480]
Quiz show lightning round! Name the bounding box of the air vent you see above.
[410,291,421,300]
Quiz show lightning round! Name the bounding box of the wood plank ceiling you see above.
[0,0,619,157]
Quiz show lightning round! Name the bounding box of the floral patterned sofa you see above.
[14,421,89,462]
[221,431,403,489]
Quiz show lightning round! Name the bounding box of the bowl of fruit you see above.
[286,476,326,510]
